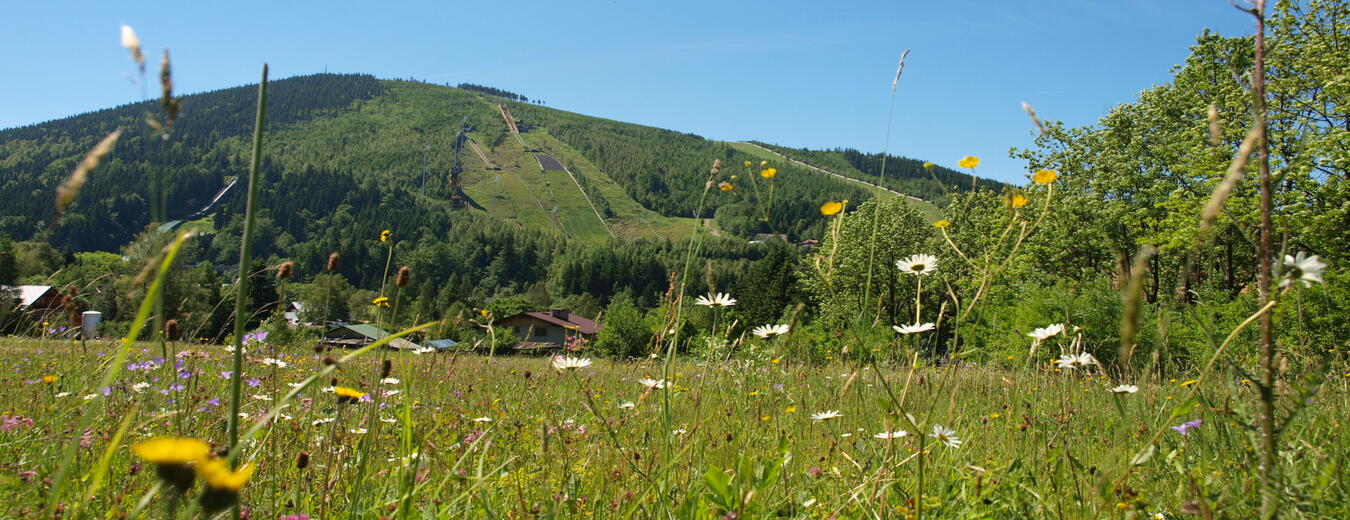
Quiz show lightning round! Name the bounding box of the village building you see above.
[494,309,599,349]
[321,323,421,351]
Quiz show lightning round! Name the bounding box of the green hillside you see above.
[0,74,1009,252]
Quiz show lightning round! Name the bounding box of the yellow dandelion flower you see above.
[759,160,768,167]
[42,375,58,384]
[197,458,255,513]
[1008,193,1028,208]
[1179,379,1198,387]
[933,219,951,228]
[1033,169,1057,184]
[197,458,254,491]
[743,160,752,167]
[923,162,935,170]
[132,437,212,466]
[819,201,844,216]
[334,386,367,404]
[760,168,777,179]
[131,437,212,492]
[371,296,390,308]
[785,406,797,413]
[957,156,980,169]
[718,181,734,191]
[379,229,392,242]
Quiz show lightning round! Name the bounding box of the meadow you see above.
[5,334,1346,519]
[2,3,1346,518]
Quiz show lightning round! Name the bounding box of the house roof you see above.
[426,339,458,349]
[1,285,57,309]
[498,310,600,335]
[324,323,420,350]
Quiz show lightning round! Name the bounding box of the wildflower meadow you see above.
[2,2,1348,519]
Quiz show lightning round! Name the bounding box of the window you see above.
[534,326,547,337]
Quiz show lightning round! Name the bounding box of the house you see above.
[1,285,61,311]
[2,285,68,326]
[322,323,421,351]
[283,302,305,327]
[796,239,819,249]
[494,309,599,349]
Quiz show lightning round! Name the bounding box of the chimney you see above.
[551,309,569,320]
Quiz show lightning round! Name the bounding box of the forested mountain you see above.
[0,73,991,252]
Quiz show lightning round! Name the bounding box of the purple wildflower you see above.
[1171,418,1203,435]
[246,378,262,387]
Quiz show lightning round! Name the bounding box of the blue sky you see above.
[2,1,1255,183]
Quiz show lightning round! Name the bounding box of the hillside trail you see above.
[702,219,721,237]
[737,142,926,203]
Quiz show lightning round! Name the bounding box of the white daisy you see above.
[472,417,493,423]
[252,394,273,401]
[752,324,790,338]
[694,292,737,307]
[1074,352,1098,366]
[350,428,368,434]
[312,417,336,426]
[1280,252,1327,288]
[672,428,687,435]
[259,358,289,368]
[638,378,667,389]
[55,392,71,398]
[873,430,909,439]
[130,382,150,392]
[380,417,398,423]
[811,410,843,422]
[1028,323,1065,340]
[411,346,436,354]
[893,322,936,335]
[929,424,962,448]
[1054,353,1079,369]
[380,377,400,385]
[896,254,938,276]
[1111,384,1139,394]
[619,401,636,409]
[552,356,592,371]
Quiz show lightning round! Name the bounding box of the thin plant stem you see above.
[228,64,269,466]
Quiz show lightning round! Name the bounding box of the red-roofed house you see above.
[494,309,599,349]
